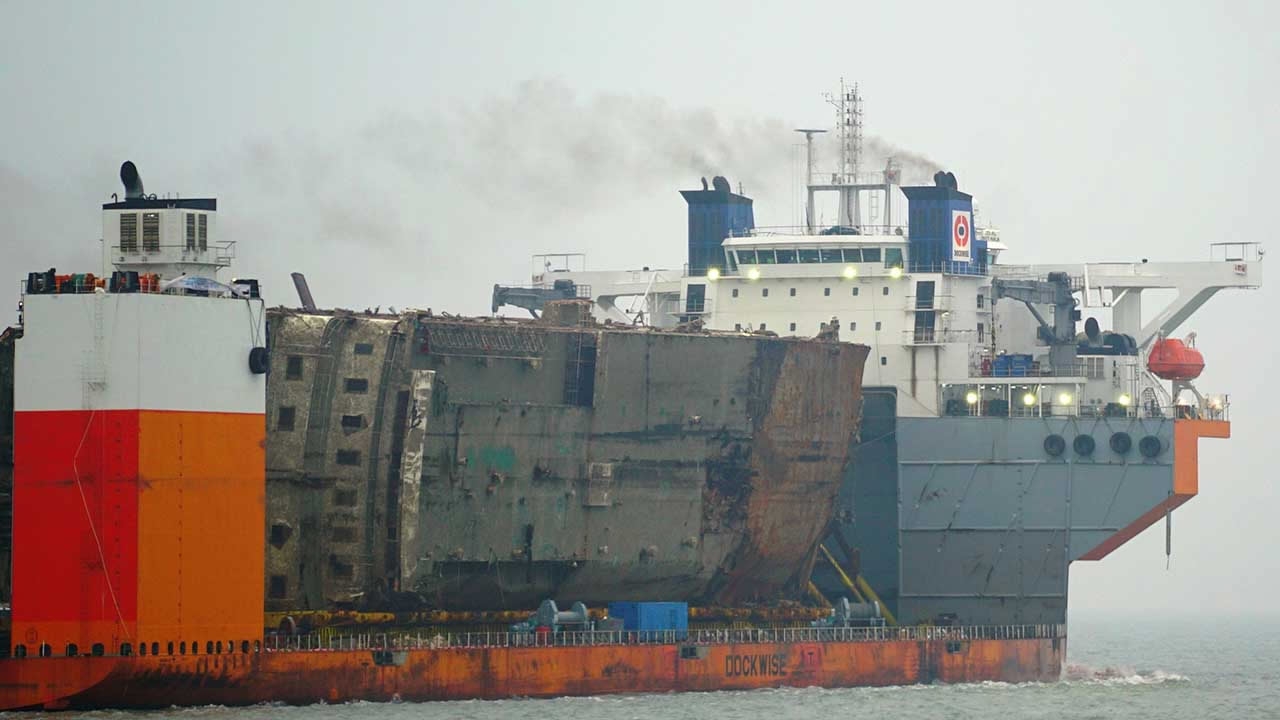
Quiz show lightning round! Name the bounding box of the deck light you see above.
[889,267,903,279]
[1058,392,1073,405]
[965,391,979,405]
[842,266,857,279]
[707,268,720,281]
[1118,393,1132,407]
[747,267,761,280]
[1022,392,1037,407]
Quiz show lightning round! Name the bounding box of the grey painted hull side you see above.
[819,388,1179,626]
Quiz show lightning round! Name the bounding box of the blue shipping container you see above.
[607,602,688,640]
[992,353,1033,377]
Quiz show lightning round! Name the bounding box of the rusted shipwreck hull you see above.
[265,303,868,611]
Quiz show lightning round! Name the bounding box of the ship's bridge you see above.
[719,227,910,281]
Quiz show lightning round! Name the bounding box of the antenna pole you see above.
[794,128,827,232]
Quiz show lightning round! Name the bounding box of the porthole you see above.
[1044,434,1066,457]
[1110,432,1132,454]
[1073,435,1095,456]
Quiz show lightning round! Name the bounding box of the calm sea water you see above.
[33,613,1280,720]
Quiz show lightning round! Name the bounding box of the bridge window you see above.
[884,247,904,269]
[756,250,776,264]
[736,250,756,264]
[863,247,881,263]
[775,249,797,264]
[820,248,843,263]
[142,213,160,253]
[843,248,862,262]
[798,249,820,263]
[120,213,139,253]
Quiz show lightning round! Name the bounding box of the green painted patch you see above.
[479,445,517,472]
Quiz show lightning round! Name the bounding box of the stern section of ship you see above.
[820,388,1227,626]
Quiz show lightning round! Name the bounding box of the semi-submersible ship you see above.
[0,94,1263,708]
[494,85,1263,630]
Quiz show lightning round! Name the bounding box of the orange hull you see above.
[0,635,1063,710]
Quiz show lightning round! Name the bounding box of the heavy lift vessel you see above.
[0,110,1260,705]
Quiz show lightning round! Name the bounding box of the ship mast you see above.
[824,78,864,227]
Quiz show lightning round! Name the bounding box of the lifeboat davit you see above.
[1147,338,1205,380]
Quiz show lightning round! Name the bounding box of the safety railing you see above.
[5,623,1067,660]
[110,241,236,266]
[259,623,1067,654]
[729,225,910,238]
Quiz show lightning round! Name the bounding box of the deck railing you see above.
[264,623,1067,653]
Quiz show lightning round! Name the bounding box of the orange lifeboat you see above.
[1148,338,1204,380]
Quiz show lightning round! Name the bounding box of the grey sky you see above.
[2,0,1277,615]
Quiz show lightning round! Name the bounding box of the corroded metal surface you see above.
[264,308,867,612]
[0,633,1063,710]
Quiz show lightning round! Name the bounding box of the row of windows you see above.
[13,639,261,658]
[283,345,375,381]
[118,213,209,253]
[731,286,889,299]
[728,319,986,346]
[275,408,366,433]
[734,321,884,333]
[732,247,903,267]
